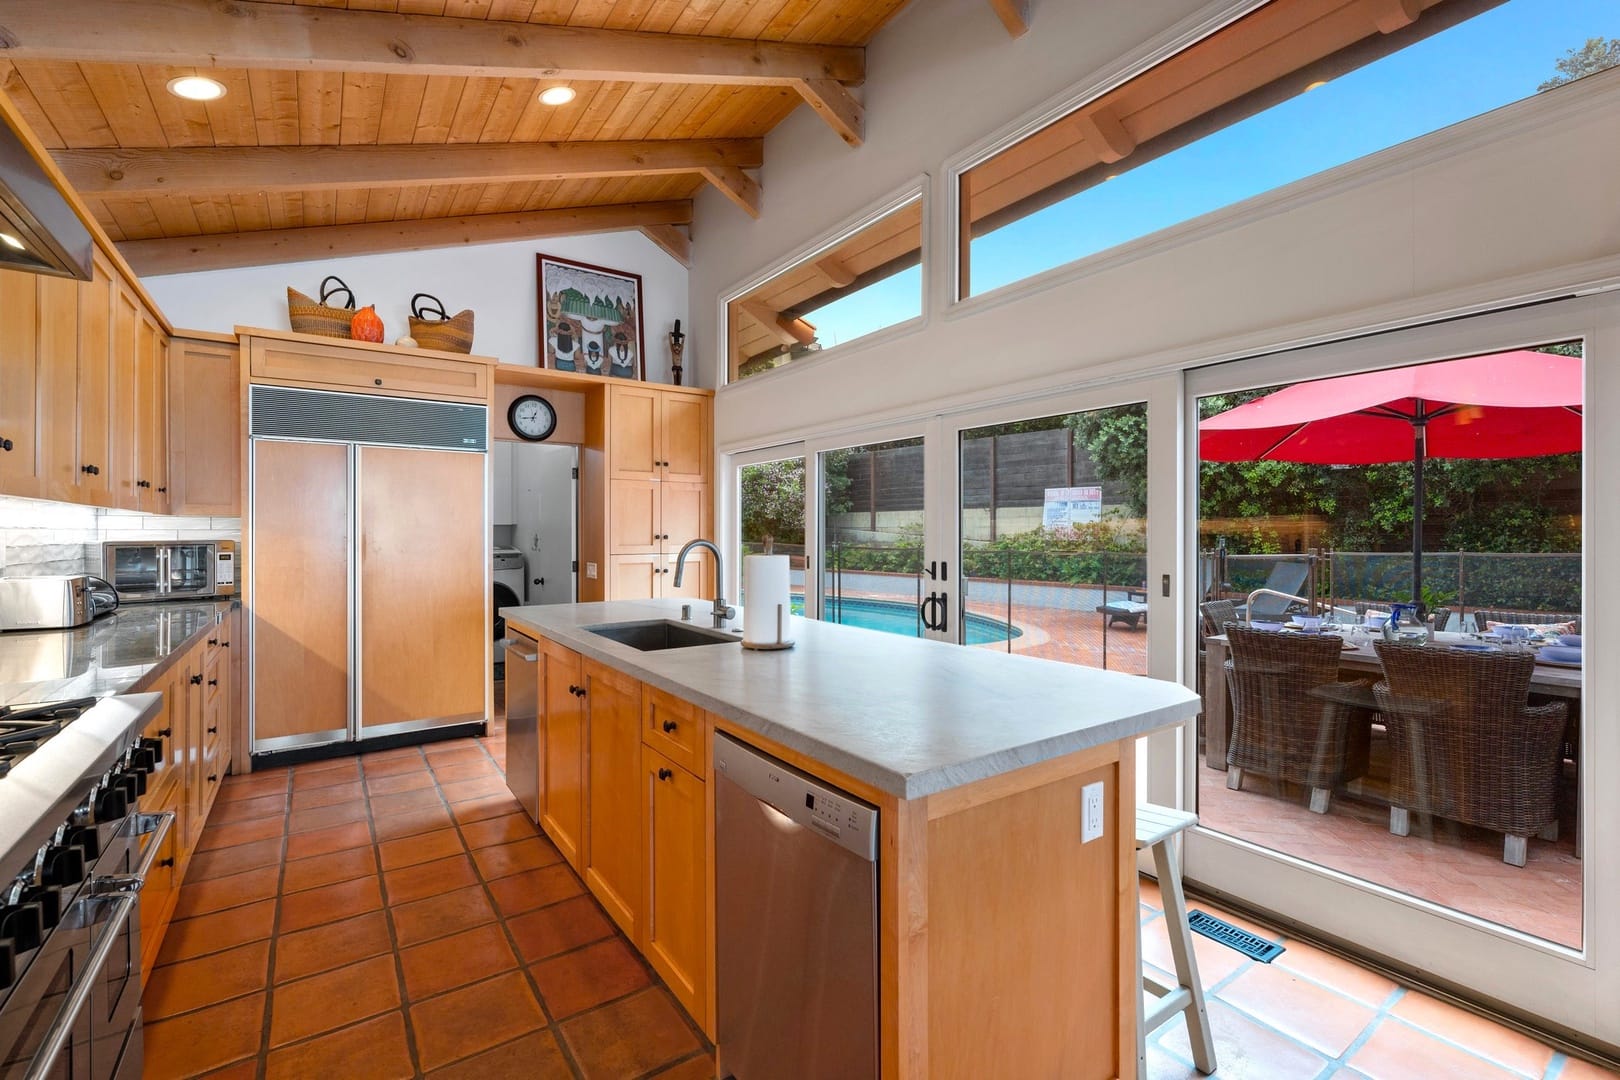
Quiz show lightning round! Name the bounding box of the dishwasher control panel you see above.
[714,732,878,861]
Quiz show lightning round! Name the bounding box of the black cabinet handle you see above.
[157,486,167,494]
[159,857,175,868]
[137,480,150,489]
[207,638,218,645]
[207,725,218,734]
[567,684,578,695]
[207,679,218,687]
[374,378,383,386]
[573,686,586,698]
[221,641,231,648]
[156,727,171,738]
[657,768,672,781]
[662,720,677,733]
[80,464,100,475]
[189,674,203,685]
[208,774,218,783]
[0,437,12,452]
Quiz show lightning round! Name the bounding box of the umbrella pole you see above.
[1412,418,1426,613]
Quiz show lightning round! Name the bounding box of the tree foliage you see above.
[1538,37,1620,91]
[739,459,806,552]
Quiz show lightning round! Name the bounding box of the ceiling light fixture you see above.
[1304,79,1329,92]
[0,233,24,251]
[538,86,577,106]
[167,76,227,102]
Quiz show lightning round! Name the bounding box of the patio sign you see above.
[1042,485,1103,529]
[537,253,644,380]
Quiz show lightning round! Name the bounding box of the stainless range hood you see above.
[0,108,93,281]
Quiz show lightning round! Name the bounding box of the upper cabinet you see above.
[0,272,41,493]
[169,335,242,517]
[609,384,711,485]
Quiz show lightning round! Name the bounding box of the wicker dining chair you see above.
[1199,600,1238,639]
[1224,626,1375,814]
[1371,642,1567,867]
[1470,609,1581,634]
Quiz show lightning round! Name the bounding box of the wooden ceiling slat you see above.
[760,0,821,43]
[248,70,302,144]
[339,72,389,144]
[485,1,535,18]
[419,184,460,218]
[730,0,797,41]
[228,192,274,232]
[188,196,239,235]
[634,0,692,33]
[299,189,338,228]
[392,186,430,218]
[364,186,402,221]
[77,64,168,147]
[264,191,302,229]
[13,62,118,148]
[397,0,450,13]
[446,76,503,142]
[101,197,164,240]
[134,66,216,147]
[595,81,661,140]
[0,63,66,148]
[296,71,345,144]
[526,1,581,23]
[475,77,537,142]
[331,188,371,225]
[667,0,724,35]
[146,194,204,236]
[375,75,431,144]
[89,200,125,242]
[446,183,488,215]
[199,69,261,145]
[411,77,469,143]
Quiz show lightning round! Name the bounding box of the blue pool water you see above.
[789,595,1020,645]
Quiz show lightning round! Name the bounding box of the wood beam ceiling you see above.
[638,225,692,267]
[0,0,867,141]
[988,0,1032,38]
[119,200,694,275]
[56,140,762,211]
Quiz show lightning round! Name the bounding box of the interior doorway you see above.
[494,440,579,607]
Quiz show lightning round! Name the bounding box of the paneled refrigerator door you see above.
[356,444,485,737]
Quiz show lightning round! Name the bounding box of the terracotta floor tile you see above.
[1272,938,1398,1008]
[360,749,428,777]
[209,792,289,825]
[173,865,282,920]
[274,910,394,983]
[460,811,543,850]
[269,955,402,1047]
[290,779,366,810]
[646,1056,718,1080]
[1391,992,1556,1077]
[1140,909,1252,986]
[195,815,286,852]
[287,799,371,835]
[217,771,291,802]
[265,1010,416,1080]
[409,971,548,1071]
[1347,1017,1522,1080]
[506,895,614,963]
[384,853,481,905]
[531,937,650,1019]
[142,993,265,1078]
[1139,876,1163,911]
[430,759,499,784]
[1154,999,1327,1079]
[157,899,278,966]
[278,875,384,933]
[292,758,363,788]
[366,769,438,795]
[472,836,563,881]
[379,826,465,870]
[283,845,378,893]
[390,884,498,947]
[200,1061,260,1080]
[284,819,374,861]
[1560,1056,1620,1079]
[370,786,446,815]
[374,804,457,842]
[559,987,701,1079]
[400,923,518,1001]
[440,774,512,803]
[487,864,586,918]
[185,836,285,882]
[1218,964,1377,1057]
[424,743,491,766]
[449,792,527,825]
[142,940,271,1020]
[423,1029,573,1080]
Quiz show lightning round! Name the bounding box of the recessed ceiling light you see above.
[1304,80,1329,92]
[167,76,227,102]
[538,86,577,106]
[0,233,24,251]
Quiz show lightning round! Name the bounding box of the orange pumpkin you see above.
[350,305,384,343]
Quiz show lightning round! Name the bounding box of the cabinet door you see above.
[660,483,707,553]
[0,271,40,495]
[645,747,708,1025]
[660,393,709,485]
[110,283,140,509]
[583,658,643,940]
[135,313,163,512]
[76,256,113,505]
[180,652,206,855]
[609,384,660,480]
[664,552,709,602]
[540,642,585,869]
[168,337,240,515]
[150,322,171,512]
[251,439,351,749]
[358,445,485,733]
[607,554,661,600]
[37,274,80,502]
[609,479,660,553]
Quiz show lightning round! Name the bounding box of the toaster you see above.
[0,576,96,631]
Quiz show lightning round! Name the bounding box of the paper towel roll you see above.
[743,555,791,646]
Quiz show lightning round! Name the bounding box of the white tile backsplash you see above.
[0,495,240,579]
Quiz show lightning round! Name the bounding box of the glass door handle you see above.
[924,561,949,581]
[921,592,949,633]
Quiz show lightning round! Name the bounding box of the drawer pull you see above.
[662,720,677,733]
[80,464,100,475]
[0,437,12,452]
[374,378,383,386]
[657,768,673,781]
[208,774,218,783]
[207,679,219,687]
[159,857,175,868]
[207,638,218,645]
[189,674,203,686]
[207,726,218,734]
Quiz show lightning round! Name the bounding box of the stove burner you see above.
[0,698,98,777]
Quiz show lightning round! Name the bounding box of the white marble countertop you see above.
[502,599,1199,799]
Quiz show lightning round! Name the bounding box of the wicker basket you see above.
[287,276,357,339]
[408,293,475,353]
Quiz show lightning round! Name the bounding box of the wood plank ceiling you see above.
[0,0,914,273]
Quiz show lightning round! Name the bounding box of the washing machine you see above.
[493,547,526,646]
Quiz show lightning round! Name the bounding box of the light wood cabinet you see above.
[540,638,586,869]
[110,280,140,509]
[168,336,241,516]
[644,687,704,778]
[74,254,114,505]
[644,745,709,1027]
[135,310,170,514]
[601,385,711,603]
[582,657,643,941]
[0,271,41,495]
[248,333,490,402]
[606,553,709,602]
[608,383,710,484]
[37,274,80,503]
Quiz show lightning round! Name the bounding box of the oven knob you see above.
[0,902,43,953]
[43,844,86,887]
[23,886,63,931]
[132,742,160,773]
[68,825,102,861]
[94,786,128,822]
[115,770,145,801]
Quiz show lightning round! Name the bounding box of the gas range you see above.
[0,692,166,1079]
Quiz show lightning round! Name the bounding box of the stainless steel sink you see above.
[586,619,740,651]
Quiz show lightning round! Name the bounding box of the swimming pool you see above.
[789,595,1021,645]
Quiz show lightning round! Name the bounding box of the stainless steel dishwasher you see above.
[714,732,879,1080]
[502,634,541,822]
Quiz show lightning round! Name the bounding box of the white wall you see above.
[689,0,1620,449]
[145,230,690,382]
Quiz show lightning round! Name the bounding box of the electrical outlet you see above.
[1081,782,1105,843]
[586,562,598,579]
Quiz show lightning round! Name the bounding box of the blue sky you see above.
[796,0,1619,345]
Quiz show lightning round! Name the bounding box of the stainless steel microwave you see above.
[102,540,238,602]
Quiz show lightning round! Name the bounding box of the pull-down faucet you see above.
[673,539,735,629]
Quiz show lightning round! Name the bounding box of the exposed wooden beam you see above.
[57,139,764,200]
[738,298,815,347]
[1071,106,1135,164]
[639,224,691,267]
[988,0,1031,38]
[118,200,693,276]
[813,254,856,288]
[793,79,865,147]
[0,1,865,86]
[698,165,761,219]
[1360,0,1421,34]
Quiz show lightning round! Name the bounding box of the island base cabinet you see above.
[539,638,585,869]
[644,746,709,1029]
[582,658,643,942]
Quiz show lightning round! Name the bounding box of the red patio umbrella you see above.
[1199,349,1582,608]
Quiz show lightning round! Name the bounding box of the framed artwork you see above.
[537,253,644,380]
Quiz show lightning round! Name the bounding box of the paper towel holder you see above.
[741,603,795,651]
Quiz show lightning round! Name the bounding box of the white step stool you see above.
[1137,804,1217,1075]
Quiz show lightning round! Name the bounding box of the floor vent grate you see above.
[1187,910,1285,962]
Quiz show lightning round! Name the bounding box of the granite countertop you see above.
[0,599,238,707]
[502,599,1200,800]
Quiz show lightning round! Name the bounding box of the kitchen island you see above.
[503,598,1199,1080]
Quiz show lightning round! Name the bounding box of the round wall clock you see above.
[508,394,558,442]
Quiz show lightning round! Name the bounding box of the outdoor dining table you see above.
[1202,630,1581,772]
